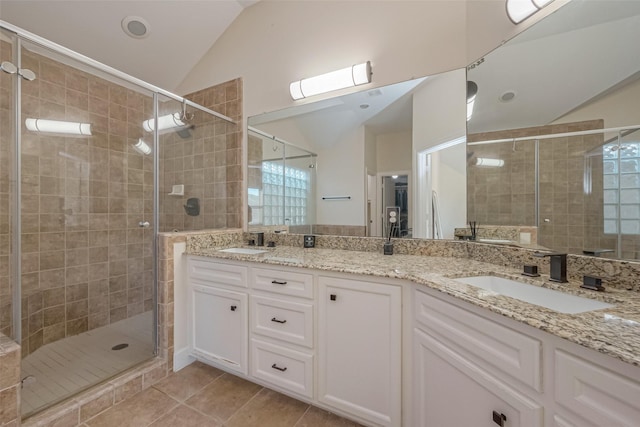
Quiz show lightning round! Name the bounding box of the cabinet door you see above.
[318,277,402,427]
[191,284,248,374]
[413,328,543,427]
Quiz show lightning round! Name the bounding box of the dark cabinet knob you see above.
[330,294,337,301]
[492,411,506,426]
[230,305,237,311]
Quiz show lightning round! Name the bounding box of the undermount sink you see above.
[218,247,268,255]
[454,275,613,314]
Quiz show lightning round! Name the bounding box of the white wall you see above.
[177,1,468,116]
[412,69,467,238]
[431,144,467,239]
[376,131,412,173]
[553,77,640,129]
[315,126,365,226]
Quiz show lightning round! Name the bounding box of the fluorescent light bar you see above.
[506,0,538,23]
[506,0,555,24]
[25,118,92,136]
[142,112,186,132]
[532,0,553,7]
[290,61,372,100]
[476,157,505,167]
[133,139,152,155]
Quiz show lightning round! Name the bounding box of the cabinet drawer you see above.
[250,339,313,398]
[555,350,640,426]
[415,289,542,392]
[251,267,313,299]
[251,296,313,348]
[189,258,247,288]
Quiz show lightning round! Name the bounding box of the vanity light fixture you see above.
[506,0,556,24]
[25,118,92,136]
[133,138,152,155]
[142,112,186,132]
[289,61,372,100]
[475,157,505,167]
[467,81,478,122]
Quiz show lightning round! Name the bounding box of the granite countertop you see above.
[188,245,640,368]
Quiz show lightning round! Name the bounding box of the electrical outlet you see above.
[303,235,316,248]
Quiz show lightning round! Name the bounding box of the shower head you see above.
[176,124,195,139]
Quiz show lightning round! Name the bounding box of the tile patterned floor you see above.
[81,361,364,427]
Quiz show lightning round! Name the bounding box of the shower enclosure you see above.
[0,22,235,418]
[467,124,640,259]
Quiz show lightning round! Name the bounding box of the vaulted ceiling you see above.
[0,0,258,92]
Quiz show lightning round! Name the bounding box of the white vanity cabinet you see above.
[249,266,315,399]
[412,288,543,427]
[318,276,402,427]
[188,258,249,374]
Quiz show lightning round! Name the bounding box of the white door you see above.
[191,284,248,374]
[318,276,402,427]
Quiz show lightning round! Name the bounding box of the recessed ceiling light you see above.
[499,91,516,102]
[122,16,150,39]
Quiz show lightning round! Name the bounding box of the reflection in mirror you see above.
[382,174,410,238]
[247,127,317,234]
[466,0,640,260]
[248,78,430,237]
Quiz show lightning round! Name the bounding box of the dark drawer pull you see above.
[271,363,287,372]
[271,280,287,285]
[492,411,506,426]
[330,294,337,301]
[271,317,287,324]
[230,305,237,311]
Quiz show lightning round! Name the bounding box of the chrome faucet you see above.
[533,252,567,283]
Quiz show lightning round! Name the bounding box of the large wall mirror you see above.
[467,0,640,260]
[247,71,467,239]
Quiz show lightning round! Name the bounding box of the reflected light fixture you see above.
[467,81,478,122]
[133,139,152,155]
[475,157,504,167]
[506,0,556,24]
[290,61,372,100]
[25,118,92,136]
[142,113,186,132]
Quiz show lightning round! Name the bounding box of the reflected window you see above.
[250,161,310,226]
[603,142,640,234]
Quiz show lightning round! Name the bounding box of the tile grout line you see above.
[292,404,313,427]
[220,385,266,425]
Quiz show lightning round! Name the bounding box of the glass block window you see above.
[603,142,640,234]
[253,161,310,226]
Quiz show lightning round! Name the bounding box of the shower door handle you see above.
[138,221,150,228]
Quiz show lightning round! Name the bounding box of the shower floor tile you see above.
[21,312,154,417]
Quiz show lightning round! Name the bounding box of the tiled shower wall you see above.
[17,48,155,357]
[467,119,614,255]
[158,78,242,232]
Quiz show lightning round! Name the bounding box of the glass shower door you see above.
[18,38,156,417]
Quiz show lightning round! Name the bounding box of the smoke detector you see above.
[122,16,150,39]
